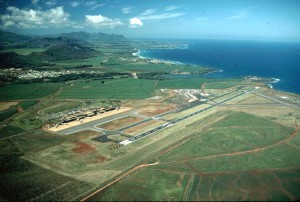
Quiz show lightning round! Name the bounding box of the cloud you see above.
[226,10,248,20]
[31,0,39,5]
[139,12,184,21]
[164,5,179,11]
[70,1,104,10]
[45,0,57,6]
[0,6,78,29]
[122,7,132,14]
[85,14,122,28]
[89,3,105,10]
[129,9,185,27]
[85,1,96,7]
[141,9,156,16]
[82,1,105,10]
[129,17,143,28]
[71,1,80,7]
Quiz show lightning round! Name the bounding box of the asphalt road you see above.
[120,88,255,145]
[254,92,300,110]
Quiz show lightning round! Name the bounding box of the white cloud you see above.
[31,0,39,5]
[164,5,179,11]
[226,10,248,20]
[129,17,143,28]
[122,7,132,14]
[71,1,80,7]
[0,6,77,29]
[139,12,184,21]
[85,14,122,28]
[85,1,96,7]
[141,9,156,16]
[89,3,105,10]
[130,10,185,27]
[82,1,105,10]
[45,0,57,6]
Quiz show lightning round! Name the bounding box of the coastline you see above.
[132,49,183,65]
[266,78,281,89]
[133,47,283,91]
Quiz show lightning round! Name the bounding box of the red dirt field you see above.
[124,120,159,134]
[139,105,177,117]
[69,130,101,140]
[96,155,108,163]
[98,116,144,130]
[72,142,96,154]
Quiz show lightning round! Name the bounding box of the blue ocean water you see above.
[139,39,300,94]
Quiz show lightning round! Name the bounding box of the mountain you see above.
[30,43,98,61]
[59,31,126,42]
[0,30,32,48]
[0,43,98,68]
[28,36,91,48]
[0,30,127,49]
[0,30,91,48]
[0,52,51,68]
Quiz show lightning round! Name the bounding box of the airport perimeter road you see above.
[119,88,255,146]
[254,92,300,110]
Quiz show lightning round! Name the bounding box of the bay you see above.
[139,39,300,94]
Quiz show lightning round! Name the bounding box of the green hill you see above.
[32,43,98,61]
[59,31,126,42]
[28,36,91,48]
[0,52,51,68]
[0,30,91,49]
[0,42,99,68]
[0,30,32,48]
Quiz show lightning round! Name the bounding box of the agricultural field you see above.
[0,38,299,201]
[40,101,81,114]
[0,130,95,201]
[0,83,62,100]
[0,125,25,139]
[87,109,300,201]
[0,48,46,55]
[68,130,102,141]
[53,54,106,69]
[58,77,246,99]
[0,100,38,122]
[58,78,156,99]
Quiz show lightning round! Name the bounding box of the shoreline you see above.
[132,49,183,65]
[133,48,284,91]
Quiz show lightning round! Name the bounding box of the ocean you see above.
[138,39,300,94]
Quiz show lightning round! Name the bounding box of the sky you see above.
[0,0,300,41]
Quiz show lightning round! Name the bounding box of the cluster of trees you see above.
[137,72,168,80]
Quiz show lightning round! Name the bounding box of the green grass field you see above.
[0,83,62,100]
[0,48,46,55]
[0,109,16,122]
[0,100,38,122]
[53,54,106,68]
[0,125,25,139]
[59,78,156,99]
[41,100,81,114]
[59,78,244,99]
[0,130,95,201]
[88,111,300,201]
[103,62,214,74]
[91,168,188,201]
[159,112,293,162]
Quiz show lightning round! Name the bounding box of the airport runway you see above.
[120,88,256,146]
